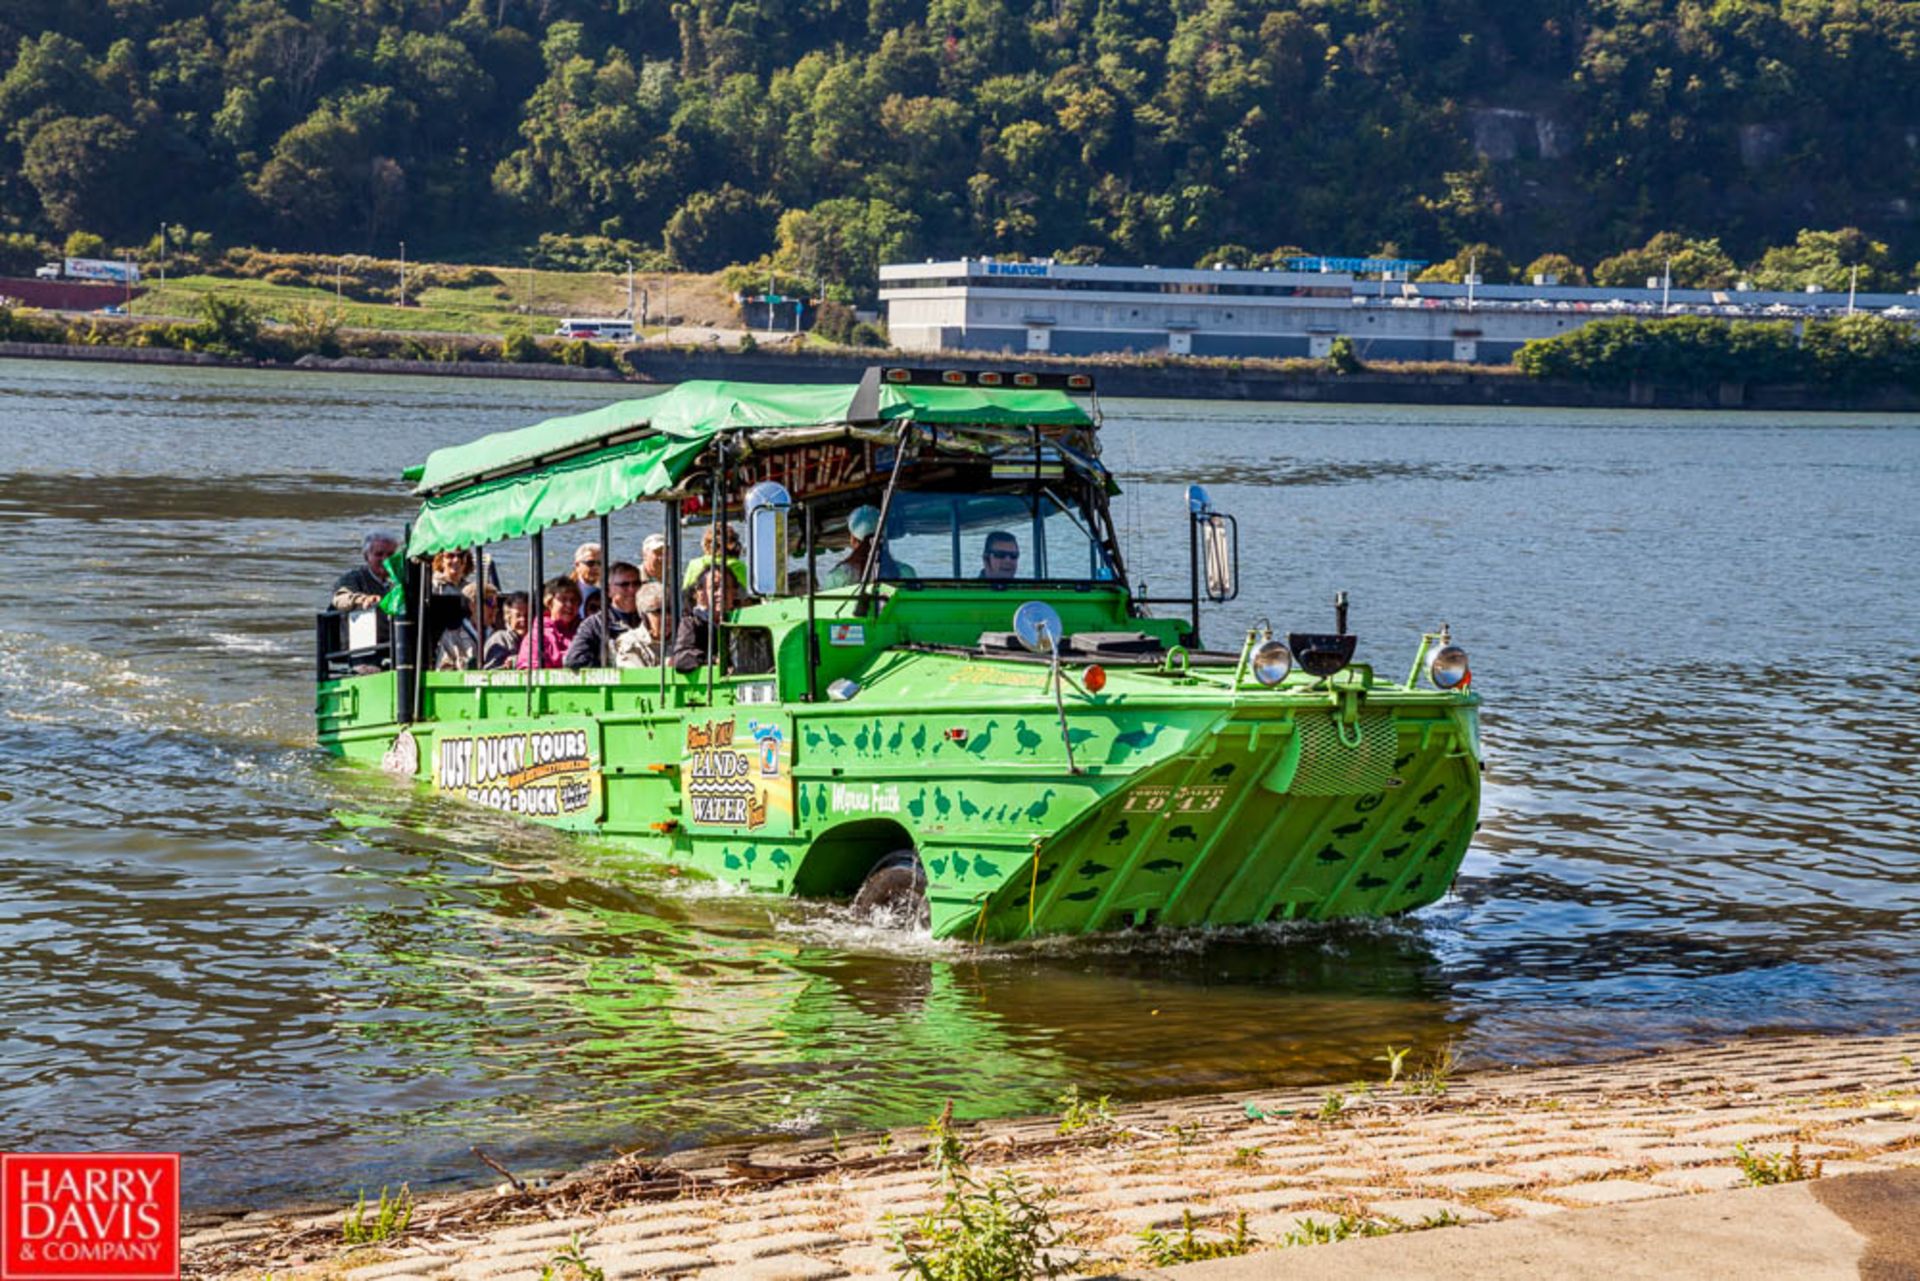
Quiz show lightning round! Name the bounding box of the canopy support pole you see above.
[855,424,911,618]
[470,544,483,672]
[661,504,677,704]
[804,501,817,703]
[598,511,612,668]
[706,442,722,707]
[528,531,543,715]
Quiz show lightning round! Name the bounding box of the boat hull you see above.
[319,661,1479,941]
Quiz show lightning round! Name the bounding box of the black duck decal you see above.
[1168,824,1199,842]
[1076,860,1112,879]
[964,720,1000,754]
[1142,858,1183,874]
[1315,845,1345,863]
[1106,819,1131,843]
[1063,887,1100,902]
[1331,819,1366,837]
[1114,723,1169,753]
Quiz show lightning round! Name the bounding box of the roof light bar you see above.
[871,366,1097,393]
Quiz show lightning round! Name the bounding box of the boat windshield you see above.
[856,488,1117,584]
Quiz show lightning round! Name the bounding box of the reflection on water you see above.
[0,361,1915,1206]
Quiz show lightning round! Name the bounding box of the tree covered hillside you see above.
[3,0,1919,285]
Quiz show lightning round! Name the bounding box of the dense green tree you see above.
[0,0,1918,290]
[774,197,919,292]
[21,115,141,235]
[664,184,776,270]
[1418,243,1513,284]
[1748,228,1902,293]
[1523,253,1587,286]
[1593,233,1736,289]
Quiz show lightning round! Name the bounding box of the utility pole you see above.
[398,240,406,308]
[336,257,344,301]
[1848,264,1859,315]
[626,260,635,320]
[526,259,534,313]
[1466,254,1477,313]
[157,224,165,288]
[1662,255,1672,313]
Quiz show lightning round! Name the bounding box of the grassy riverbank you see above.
[126,263,741,338]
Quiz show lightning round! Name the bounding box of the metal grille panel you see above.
[1289,712,1398,795]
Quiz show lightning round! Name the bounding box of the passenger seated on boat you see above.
[564,561,646,669]
[330,529,400,611]
[430,549,499,597]
[681,524,749,593]
[570,542,603,616]
[672,567,772,675]
[822,504,916,587]
[639,533,668,585]
[487,593,529,668]
[612,582,667,668]
[514,577,581,669]
[435,583,504,669]
[978,530,1021,581]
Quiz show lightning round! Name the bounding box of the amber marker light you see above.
[1084,665,1107,693]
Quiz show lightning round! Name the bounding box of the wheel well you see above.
[793,819,915,899]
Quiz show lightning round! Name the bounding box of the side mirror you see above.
[744,481,791,597]
[1187,484,1238,603]
[1012,600,1064,654]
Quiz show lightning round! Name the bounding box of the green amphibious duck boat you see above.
[315,368,1481,941]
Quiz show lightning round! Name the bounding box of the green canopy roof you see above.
[405,379,1094,557]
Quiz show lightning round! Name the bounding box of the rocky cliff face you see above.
[1469,107,1573,162]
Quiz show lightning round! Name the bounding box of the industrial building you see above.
[878,258,1920,364]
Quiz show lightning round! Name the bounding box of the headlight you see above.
[1429,645,1470,689]
[1251,641,1293,686]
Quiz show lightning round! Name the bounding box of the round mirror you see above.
[1186,484,1213,516]
[1012,600,1064,654]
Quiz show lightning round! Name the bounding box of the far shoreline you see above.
[6,337,1919,412]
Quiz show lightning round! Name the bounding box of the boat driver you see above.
[330,529,399,610]
[979,530,1021,581]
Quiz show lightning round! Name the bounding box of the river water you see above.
[1,359,1915,1207]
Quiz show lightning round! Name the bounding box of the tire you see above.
[850,849,930,930]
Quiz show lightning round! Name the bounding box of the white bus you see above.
[553,317,635,341]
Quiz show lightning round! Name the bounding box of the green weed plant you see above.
[341,1185,413,1245]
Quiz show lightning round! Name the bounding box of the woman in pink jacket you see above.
[514,577,582,669]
